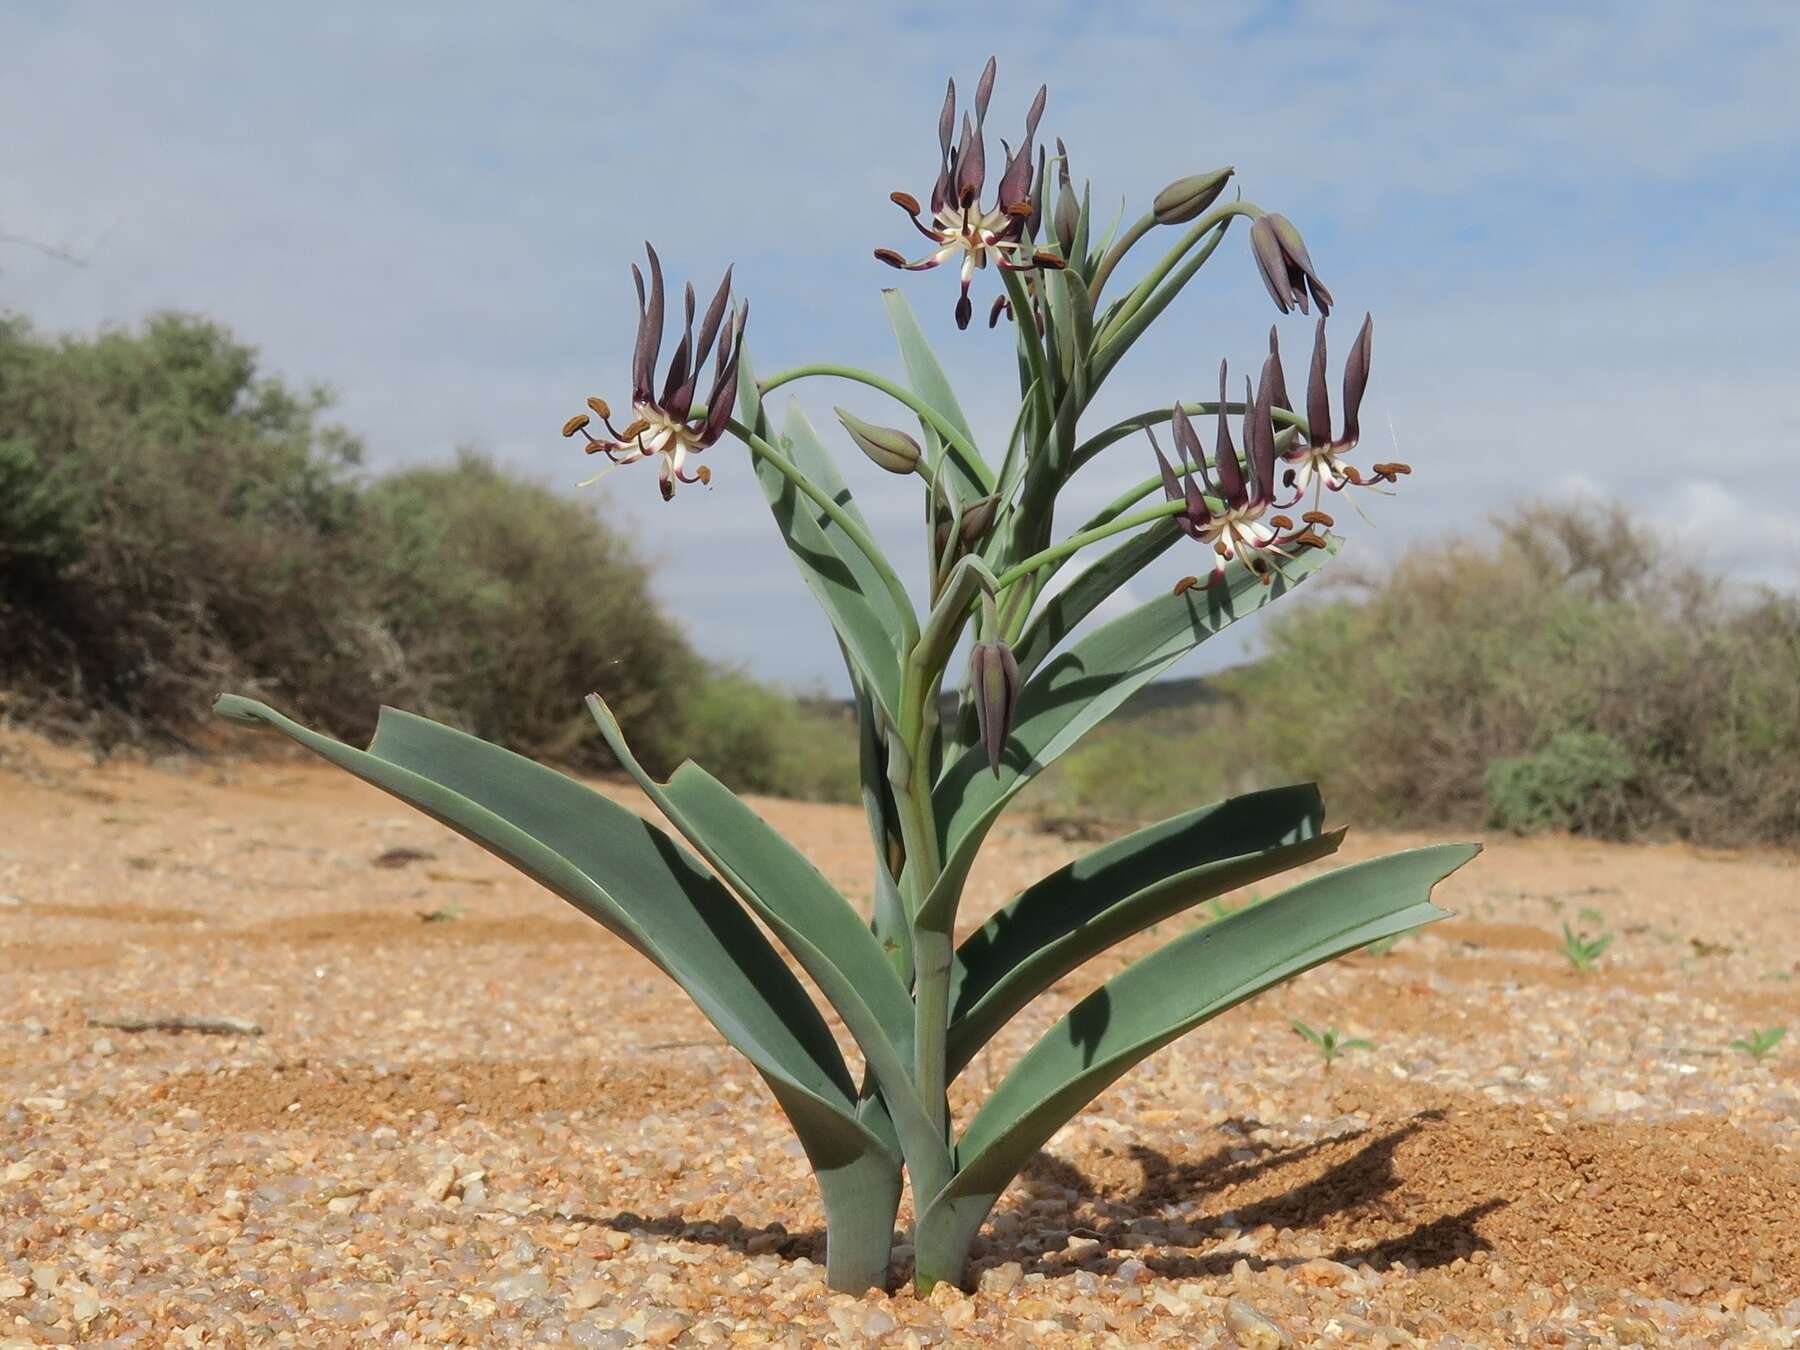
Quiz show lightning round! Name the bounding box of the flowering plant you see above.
[217,57,1473,1293]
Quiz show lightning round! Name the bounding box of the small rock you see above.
[1065,1235,1102,1258]
[422,1164,458,1202]
[0,1277,29,1299]
[1676,1273,1706,1298]
[215,1196,246,1222]
[460,1177,488,1207]
[567,1323,634,1349]
[1296,1258,1360,1288]
[1613,1313,1660,1343]
[3,1161,36,1183]
[979,1261,1024,1295]
[1117,1258,1151,1284]
[21,1096,67,1112]
[90,1038,116,1057]
[941,1298,976,1330]
[326,1194,362,1215]
[570,1280,608,1310]
[1151,1288,1191,1315]
[745,1232,785,1255]
[642,1311,690,1345]
[1225,1296,1291,1349]
[862,1308,897,1336]
[67,1288,103,1322]
[492,1271,549,1302]
[597,1230,631,1253]
[21,1019,47,1037]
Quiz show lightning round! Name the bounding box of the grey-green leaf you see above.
[213,696,897,1186]
[917,843,1478,1257]
[740,350,905,717]
[881,288,994,498]
[1012,518,1182,680]
[922,543,1334,931]
[586,696,952,1187]
[946,784,1342,1077]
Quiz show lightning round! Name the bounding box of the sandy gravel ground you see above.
[2,725,1798,1347]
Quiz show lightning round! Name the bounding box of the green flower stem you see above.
[995,500,1189,593]
[1002,269,1057,441]
[1091,222,1230,383]
[726,417,920,648]
[756,363,993,491]
[898,556,996,1143]
[1094,200,1262,350]
[1070,403,1311,478]
[1085,209,1157,304]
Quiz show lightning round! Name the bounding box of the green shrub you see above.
[1485,731,1635,835]
[359,452,698,773]
[677,672,859,802]
[1239,502,1800,845]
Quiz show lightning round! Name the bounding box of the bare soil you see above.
[2,726,1798,1346]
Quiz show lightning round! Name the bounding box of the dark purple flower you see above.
[1150,355,1325,588]
[562,244,746,500]
[1278,313,1408,511]
[1249,213,1333,316]
[874,58,1065,329]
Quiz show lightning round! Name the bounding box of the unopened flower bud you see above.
[835,407,923,475]
[1054,181,1080,257]
[957,493,1000,548]
[970,638,1020,776]
[1152,167,1233,224]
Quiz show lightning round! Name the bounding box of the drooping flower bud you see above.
[1152,167,1233,225]
[1249,213,1332,316]
[970,638,1020,775]
[835,407,923,475]
[957,493,1000,548]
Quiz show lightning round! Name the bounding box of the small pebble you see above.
[642,1310,691,1344]
[570,1280,608,1310]
[421,1164,457,1202]
[1225,1295,1291,1349]
[979,1261,1024,1295]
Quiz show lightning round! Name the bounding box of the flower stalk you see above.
[217,51,1470,1302]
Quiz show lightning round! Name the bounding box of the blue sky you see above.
[5,2,1798,688]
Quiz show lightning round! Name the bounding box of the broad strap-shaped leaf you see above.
[584,696,951,1181]
[740,349,906,718]
[850,666,913,984]
[213,696,899,1187]
[922,543,1334,931]
[1012,519,1182,680]
[946,784,1342,1077]
[880,288,994,498]
[917,843,1479,1264]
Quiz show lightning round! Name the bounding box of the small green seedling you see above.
[1290,1019,1374,1072]
[418,901,465,923]
[1560,922,1613,972]
[1577,905,1606,926]
[1729,1026,1787,1062]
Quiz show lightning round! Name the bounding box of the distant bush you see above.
[1241,503,1800,846]
[358,452,700,773]
[1025,717,1240,826]
[1484,731,1635,836]
[678,672,859,802]
[0,311,860,794]
[1024,504,1800,848]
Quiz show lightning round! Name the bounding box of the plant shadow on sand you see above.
[566,1108,1501,1288]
